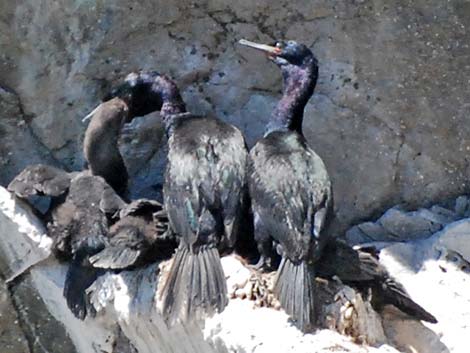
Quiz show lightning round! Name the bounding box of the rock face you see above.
[346,195,470,245]
[1,1,470,232]
[1,186,469,353]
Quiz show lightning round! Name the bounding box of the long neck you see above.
[156,77,189,136]
[84,98,128,195]
[266,62,317,135]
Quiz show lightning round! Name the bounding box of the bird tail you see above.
[161,245,228,326]
[63,252,104,320]
[275,257,316,332]
[380,277,437,323]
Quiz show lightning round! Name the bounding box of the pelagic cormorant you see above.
[161,76,248,324]
[240,39,332,332]
[104,73,249,324]
[8,94,170,319]
[240,39,437,327]
[317,241,437,323]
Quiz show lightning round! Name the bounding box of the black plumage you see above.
[8,94,170,319]
[89,199,174,269]
[120,73,248,325]
[240,39,332,332]
[316,241,437,323]
[240,39,436,328]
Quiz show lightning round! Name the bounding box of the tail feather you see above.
[275,258,315,332]
[381,277,437,323]
[63,256,103,320]
[161,246,187,320]
[161,245,227,326]
[208,246,228,309]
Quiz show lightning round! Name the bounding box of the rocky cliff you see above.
[1,1,470,233]
[1,1,470,352]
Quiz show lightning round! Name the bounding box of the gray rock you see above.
[2,1,470,233]
[0,279,30,353]
[0,87,61,187]
[454,196,470,217]
[9,273,77,353]
[0,187,51,282]
[346,222,393,245]
[378,207,442,240]
[414,207,458,227]
[346,200,469,244]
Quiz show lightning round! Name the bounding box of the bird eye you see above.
[275,42,282,48]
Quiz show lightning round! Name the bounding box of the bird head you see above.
[103,71,164,121]
[238,39,317,70]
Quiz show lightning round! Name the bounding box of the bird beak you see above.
[82,104,102,123]
[238,39,282,56]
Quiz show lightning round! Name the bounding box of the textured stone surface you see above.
[0,187,52,281]
[1,1,470,232]
[9,272,77,353]
[0,86,60,187]
[346,196,470,244]
[0,278,30,353]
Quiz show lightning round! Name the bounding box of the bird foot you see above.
[250,255,276,272]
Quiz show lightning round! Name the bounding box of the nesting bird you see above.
[106,72,249,324]
[8,93,170,319]
[239,39,334,332]
[316,241,437,323]
[239,39,436,329]
[158,75,248,324]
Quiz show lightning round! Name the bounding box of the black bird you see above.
[89,198,174,270]
[240,39,437,328]
[161,75,248,324]
[84,71,164,122]
[8,96,170,319]
[316,241,437,323]
[104,73,249,324]
[240,39,332,332]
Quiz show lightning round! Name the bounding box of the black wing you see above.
[164,117,247,248]
[91,198,173,269]
[89,220,148,269]
[249,133,332,262]
[317,240,437,323]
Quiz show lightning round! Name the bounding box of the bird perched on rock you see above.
[239,39,436,329]
[239,39,332,332]
[106,72,249,325]
[160,75,248,325]
[8,96,171,319]
[316,241,437,323]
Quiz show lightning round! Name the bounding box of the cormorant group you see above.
[7,38,436,333]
